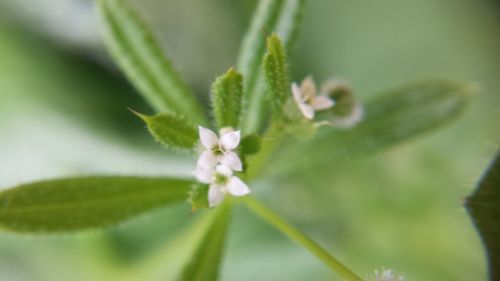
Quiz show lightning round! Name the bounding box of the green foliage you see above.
[237,0,283,96]
[263,34,290,117]
[466,151,500,280]
[238,0,305,134]
[97,0,206,124]
[270,80,472,175]
[243,197,363,281]
[133,110,198,149]
[177,202,232,281]
[0,1,482,280]
[0,177,192,232]
[188,184,209,212]
[274,0,306,52]
[211,68,244,129]
[240,134,262,155]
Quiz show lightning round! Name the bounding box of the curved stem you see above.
[242,196,364,281]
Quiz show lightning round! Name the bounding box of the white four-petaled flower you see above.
[195,164,250,207]
[197,126,242,171]
[291,76,335,119]
[195,126,250,207]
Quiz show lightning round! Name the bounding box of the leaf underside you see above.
[0,176,192,233]
[466,151,500,280]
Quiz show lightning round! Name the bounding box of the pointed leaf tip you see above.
[138,111,198,149]
[211,68,244,129]
[466,151,500,280]
[263,33,289,117]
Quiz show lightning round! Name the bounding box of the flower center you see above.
[212,145,225,156]
[214,173,229,185]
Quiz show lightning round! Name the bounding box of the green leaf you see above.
[0,176,192,232]
[97,0,206,124]
[240,134,262,155]
[270,80,473,175]
[125,214,214,281]
[238,0,305,134]
[274,0,306,52]
[263,34,290,117]
[466,151,500,280]
[133,110,198,149]
[243,197,363,281]
[188,184,209,212]
[211,68,244,129]
[177,202,232,281]
[237,0,284,97]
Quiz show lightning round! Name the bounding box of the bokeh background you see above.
[0,0,499,280]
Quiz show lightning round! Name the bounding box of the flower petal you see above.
[311,96,334,111]
[198,126,219,149]
[226,176,251,196]
[300,76,317,101]
[215,165,233,177]
[220,152,243,171]
[291,83,303,103]
[197,150,218,169]
[208,185,225,207]
[298,102,315,119]
[194,167,214,184]
[220,130,240,151]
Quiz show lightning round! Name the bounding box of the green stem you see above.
[242,196,364,281]
[246,121,287,181]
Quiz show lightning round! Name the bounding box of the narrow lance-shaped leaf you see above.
[466,151,500,280]
[124,214,215,281]
[274,0,305,52]
[211,68,244,129]
[263,34,290,117]
[97,0,206,124]
[269,80,473,175]
[133,110,198,149]
[238,0,305,134]
[177,202,232,281]
[237,0,284,95]
[0,177,192,233]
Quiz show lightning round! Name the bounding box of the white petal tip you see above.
[227,177,251,196]
[220,130,241,150]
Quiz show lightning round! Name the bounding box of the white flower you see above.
[291,76,335,119]
[195,164,251,207]
[368,269,405,281]
[319,79,364,128]
[197,126,242,172]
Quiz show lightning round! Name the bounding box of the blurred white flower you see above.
[319,79,364,128]
[195,164,250,207]
[197,126,242,171]
[368,269,405,281]
[291,76,335,119]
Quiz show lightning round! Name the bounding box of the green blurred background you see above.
[0,0,499,280]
